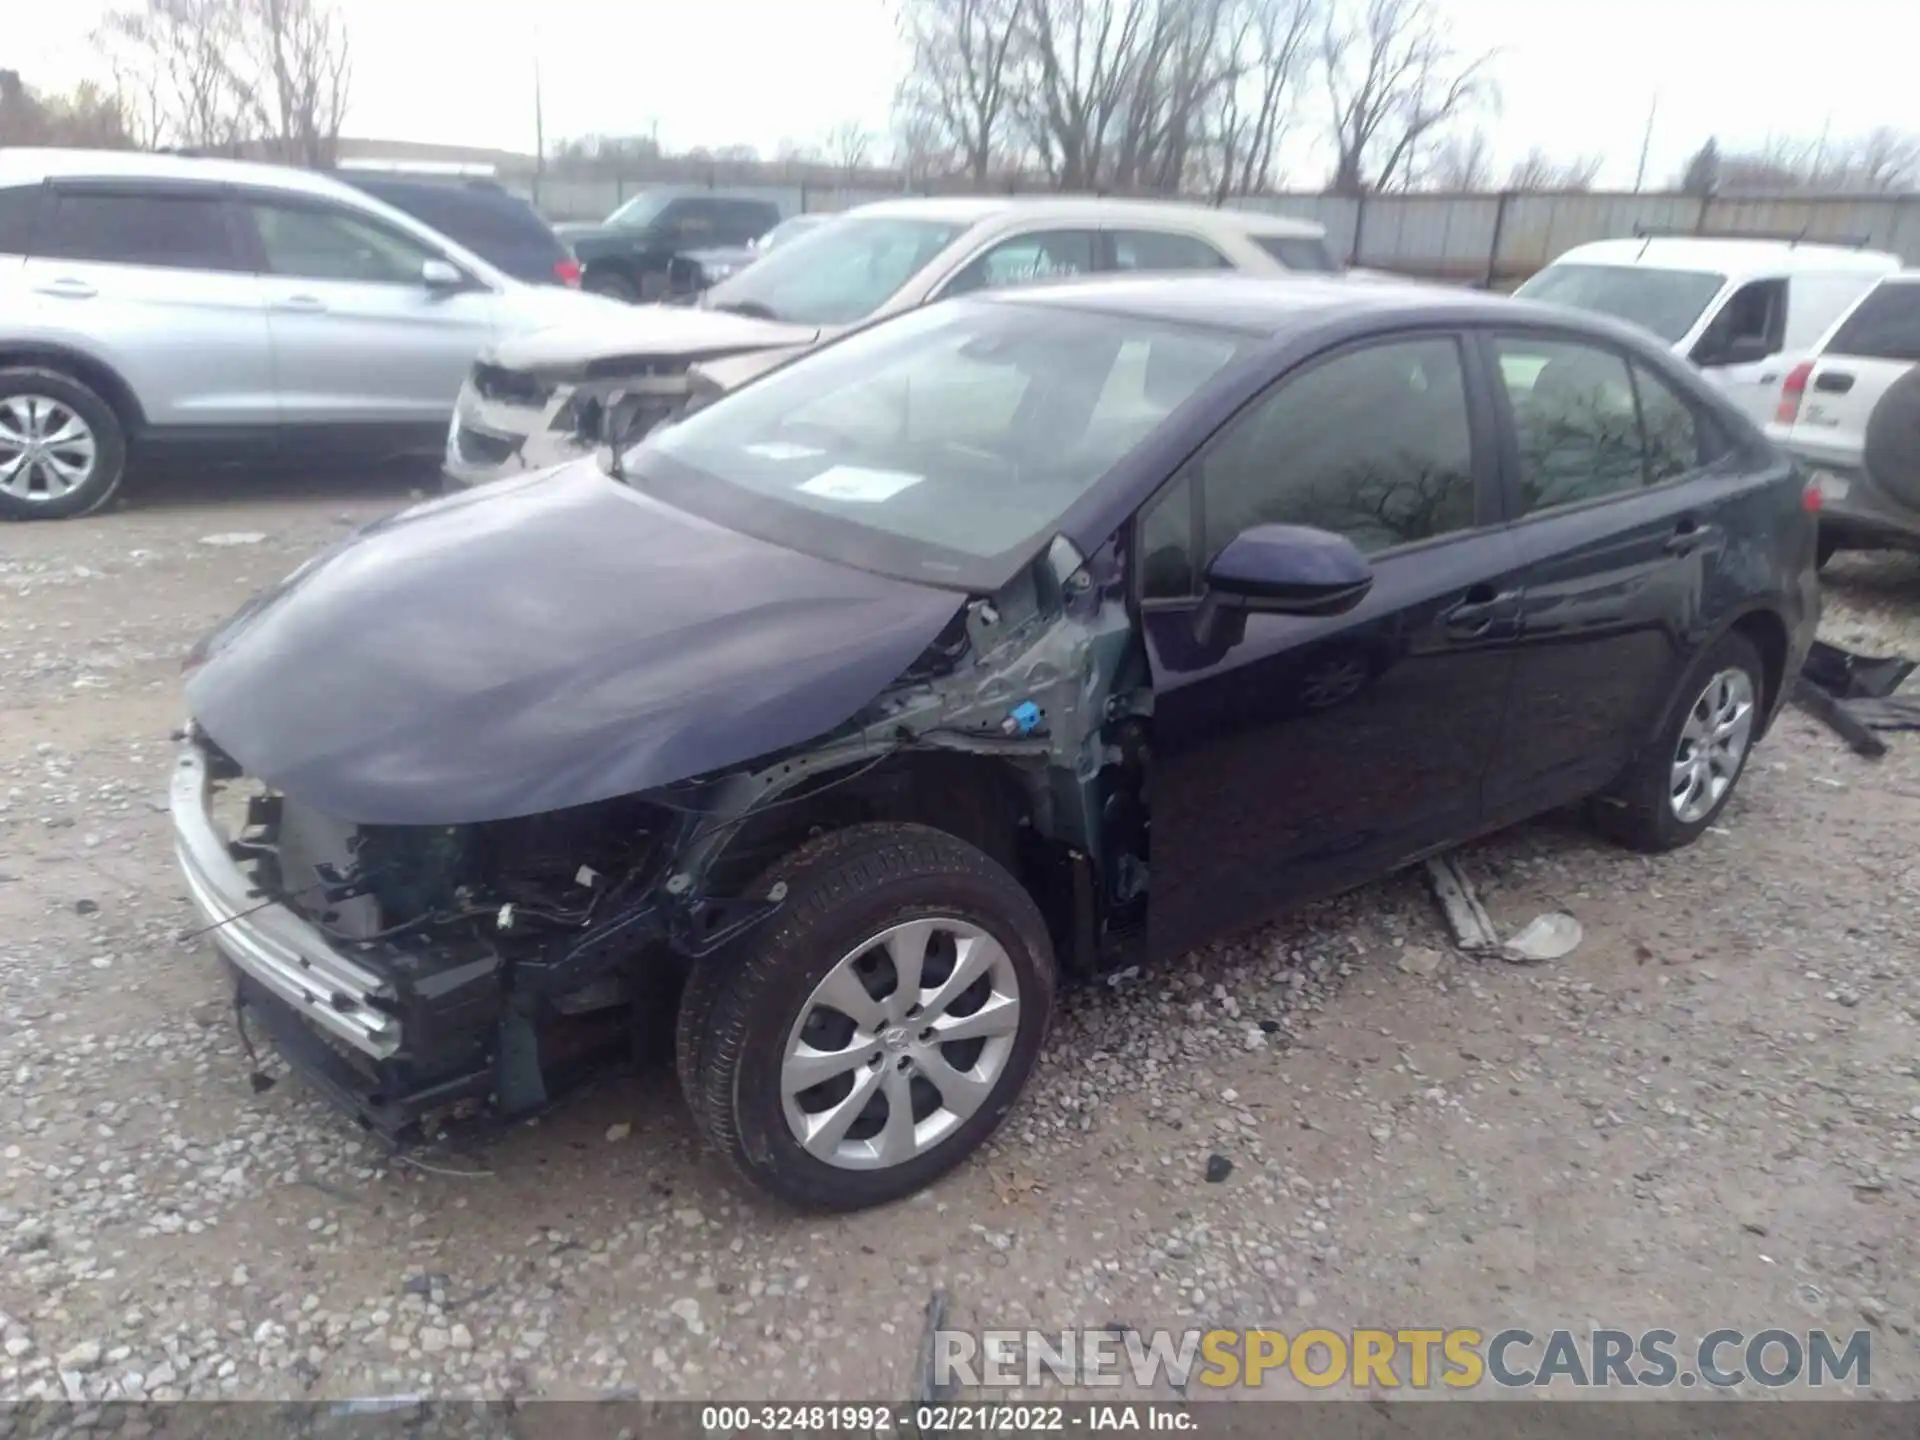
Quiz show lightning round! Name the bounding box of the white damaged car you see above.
[442,196,1341,487]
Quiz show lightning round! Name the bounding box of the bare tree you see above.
[1426,126,1493,189]
[1203,0,1314,200]
[1321,0,1497,194]
[824,119,874,180]
[890,105,954,186]
[235,0,352,167]
[95,0,349,162]
[1009,0,1171,190]
[1848,127,1920,192]
[1678,137,1720,196]
[1506,146,1601,191]
[896,0,1024,181]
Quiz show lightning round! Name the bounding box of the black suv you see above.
[341,175,581,288]
[554,188,781,302]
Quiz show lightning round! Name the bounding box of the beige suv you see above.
[444,195,1341,487]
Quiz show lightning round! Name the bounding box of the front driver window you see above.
[1201,337,1477,569]
[249,202,441,285]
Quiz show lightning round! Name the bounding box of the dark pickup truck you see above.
[555,188,782,302]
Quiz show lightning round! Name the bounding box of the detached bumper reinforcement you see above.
[170,738,402,1060]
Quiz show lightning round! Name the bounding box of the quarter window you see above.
[246,201,441,284]
[39,190,241,271]
[1632,362,1707,482]
[1139,336,1478,598]
[944,230,1098,297]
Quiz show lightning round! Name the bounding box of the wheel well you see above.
[0,346,147,435]
[702,750,1040,901]
[1730,608,1789,719]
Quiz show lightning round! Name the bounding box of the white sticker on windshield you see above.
[797,466,925,503]
[743,441,824,461]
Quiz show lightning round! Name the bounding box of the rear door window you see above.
[39,188,243,272]
[1828,284,1920,363]
[1110,230,1232,273]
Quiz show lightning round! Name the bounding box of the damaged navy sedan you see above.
[172,275,1819,1210]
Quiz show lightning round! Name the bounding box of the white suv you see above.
[0,148,625,520]
[1766,271,1920,564]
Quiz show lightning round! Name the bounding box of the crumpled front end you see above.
[172,725,693,1141]
[443,360,694,489]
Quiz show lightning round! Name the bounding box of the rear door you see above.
[238,193,499,437]
[1778,280,1920,470]
[23,181,274,431]
[1138,331,1523,958]
[1479,328,1754,815]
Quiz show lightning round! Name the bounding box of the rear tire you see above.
[1592,630,1765,853]
[679,823,1056,1212]
[1815,531,1839,570]
[1863,364,1920,512]
[0,368,128,521]
[584,269,639,303]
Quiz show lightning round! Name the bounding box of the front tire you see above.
[583,269,639,303]
[0,368,128,521]
[1592,630,1765,853]
[679,823,1056,1212]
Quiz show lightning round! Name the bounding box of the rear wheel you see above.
[1592,631,1765,853]
[679,823,1056,1211]
[0,368,128,521]
[1816,531,1840,571]
[584,269,638,303]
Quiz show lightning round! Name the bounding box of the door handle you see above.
[1813,371,1854,394]
[273,295,327,313]
[1441,585,1521,636]
[1663,521,1717,556]
[33,279,96,299]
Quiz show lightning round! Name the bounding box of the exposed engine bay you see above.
[187,533,1152,1142]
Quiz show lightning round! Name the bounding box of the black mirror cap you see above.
[1205,523,1375,617]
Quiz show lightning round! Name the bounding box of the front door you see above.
[240,196,498,440]
[1691,278,1787,426]
[1137,333,1523,960]
[1478,330,1733,814]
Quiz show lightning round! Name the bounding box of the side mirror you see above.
[1194,523,1373,646]
[420,258,465,291]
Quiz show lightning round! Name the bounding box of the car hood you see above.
[489,280,634,337]
[183,464,967,826]
[482,305,819,380]
[552,221,615,244]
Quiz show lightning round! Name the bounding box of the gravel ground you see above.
[2,474,1918,1405]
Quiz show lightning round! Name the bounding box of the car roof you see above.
[0,146,384,207]
[983,272,1659,342]
[841,194,1326,238]
[1549,236,1902,279]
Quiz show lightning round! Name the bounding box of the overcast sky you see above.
[15,0,1919,188]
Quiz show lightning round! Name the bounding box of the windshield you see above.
[702,216,966,325]
[629,299,1249,585]
[756,214,828,252]
[605,192,672,229]
[1515,263,1727,344]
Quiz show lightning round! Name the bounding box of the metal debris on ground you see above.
[1425,854,1582,964]
[197,532,268,547]
[916,1288,954,1404]
[1424,855,1500,951]
[1795,639,1919,755]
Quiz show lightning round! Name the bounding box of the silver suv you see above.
[0,148,624,520]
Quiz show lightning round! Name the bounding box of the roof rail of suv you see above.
[1630,223,1875,249]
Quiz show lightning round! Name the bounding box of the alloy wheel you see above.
[0,395,98,503]
[780,917,1022,1171]
[1670,667,1755,824]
